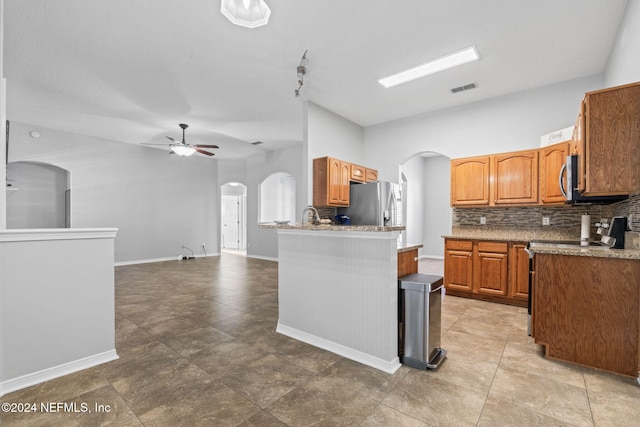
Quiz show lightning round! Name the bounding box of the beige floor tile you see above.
[584,369,640,427]
[477,394,578,427]
[360,404,429,426]
[487,366,592,426]
[382,369,486,426]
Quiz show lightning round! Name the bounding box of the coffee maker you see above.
[597,216,628,249]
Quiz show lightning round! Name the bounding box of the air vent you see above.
[251,141,264,145]
[451,83,477,94]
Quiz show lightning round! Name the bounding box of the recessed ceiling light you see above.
[378,45,480,89]
[29,130,40,138]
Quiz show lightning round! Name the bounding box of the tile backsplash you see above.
[453,192,640,233]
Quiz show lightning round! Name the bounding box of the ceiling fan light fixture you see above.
[221,0,271,29]
[171,145,197,156]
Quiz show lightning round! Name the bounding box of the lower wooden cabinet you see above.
[444,238,528,307]
[397,249,419,277]
[532,253,640,378]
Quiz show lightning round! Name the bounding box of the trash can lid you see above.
[398,273,443,292]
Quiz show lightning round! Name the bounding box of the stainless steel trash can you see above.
[398,273,447,370]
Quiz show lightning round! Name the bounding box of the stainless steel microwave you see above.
[560,155,627,205]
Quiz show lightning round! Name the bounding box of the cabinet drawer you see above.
[445,240,473,251]
[477,241,508,253]
[350,164,366,182]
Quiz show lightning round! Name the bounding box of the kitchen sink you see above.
[529,240,611,250]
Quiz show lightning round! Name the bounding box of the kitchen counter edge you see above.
[260,223,406,232]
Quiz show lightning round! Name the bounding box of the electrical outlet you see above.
[542,217,550,226]
[480,217,486,225]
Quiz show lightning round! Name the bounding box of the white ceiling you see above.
[3,0,628,159]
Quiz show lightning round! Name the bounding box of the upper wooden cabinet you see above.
[349,164,366,183]
[313,157,350,207]
[493,150,538,205]
[575,82,640,196]
[365,168,378,182]
[450,156,490,206]
[313,157,379,206]
[539,141,570,205]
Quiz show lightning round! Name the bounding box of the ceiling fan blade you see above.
[194,144,219,149]
[165,136,177,142]
[195,148,215,156]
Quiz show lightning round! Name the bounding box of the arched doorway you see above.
[6,161,71,229]
[220,182,247,254]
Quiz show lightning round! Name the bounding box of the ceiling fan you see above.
[142,124,219,156]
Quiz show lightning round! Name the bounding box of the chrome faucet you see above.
[302,206,320,225]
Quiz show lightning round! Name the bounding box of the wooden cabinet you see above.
[508,243,530,301]
[539,141,570,205]
[492,150,538,205]
[444,238,527,307]
[397,249,418,277]
[365,168,378,182]
[475,242,508,296]
[313,157,380,206]
[574,82,640,196]
[313,157,350,207]
[349,164,366,183]
[533,253,640,378]
[444,240,474,292]
[450,156,490,206]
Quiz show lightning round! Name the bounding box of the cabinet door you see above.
[313,157,350,207]
[474,242,508,296]
[539,142,569,205]
[574,101,586,193]
[365,168,378,182]
[450,157,490,206]
[493,150,539,205]
[508,243,530,300]
[398,249,418,277]
[350,164,365,183]
[583,83,640,195]
[444,240,473,292]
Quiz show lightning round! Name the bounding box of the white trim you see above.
[419,255,444,260]
[277,229,400,240]
[0,350,118,397]
[276,323,401,374]
[0,228,118,242]
[245,254,278,262]
[114,253,220,266]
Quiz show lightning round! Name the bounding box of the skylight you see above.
[378,46,480,88]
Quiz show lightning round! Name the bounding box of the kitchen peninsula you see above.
[262,223,409,373]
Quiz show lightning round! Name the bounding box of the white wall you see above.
[399,155,425,250]
[8,122,219,263]
[363,74,603,182]
[246,145,303,260]
[7,162,68,228]
[604,0,640,87]
[304,101,365,203]
[1,0,6,229]
[422,155,452,258]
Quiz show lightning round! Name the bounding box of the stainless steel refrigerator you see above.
[337,181,400,226]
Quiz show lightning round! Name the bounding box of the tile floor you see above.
[2,254,639,426]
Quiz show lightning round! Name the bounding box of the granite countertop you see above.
[398,243,423,253]
[529,246,640,260]
[260,223,406,232]
[443,226,577,242]
[446,226,640,260]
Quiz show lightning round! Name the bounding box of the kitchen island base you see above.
[275,228,402,374]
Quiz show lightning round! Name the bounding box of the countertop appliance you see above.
[560,155,628,205]
[337,180,400,226]
[598,216,628,249]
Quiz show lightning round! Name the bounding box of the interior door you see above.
[221,195,240,249]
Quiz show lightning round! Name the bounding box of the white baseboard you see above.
[246,254,278,262]
[0,350,119,397]
[276,323,401,374]
[419,255,444,260]
[115,253,220,266]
